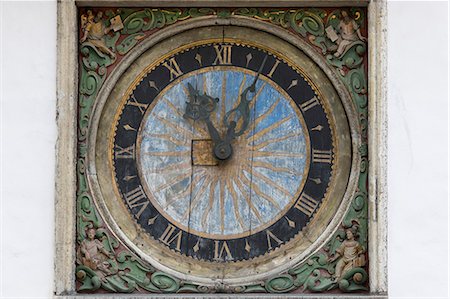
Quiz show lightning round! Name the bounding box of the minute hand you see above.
[224,55,268,138]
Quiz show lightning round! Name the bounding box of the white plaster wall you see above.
[0,1,448,298]
[1,1,57,298]
[387,1,449,298]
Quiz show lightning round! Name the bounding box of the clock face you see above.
[92,25,352,281]
[111,42,333,262]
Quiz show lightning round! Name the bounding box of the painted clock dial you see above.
[111,41,335,262]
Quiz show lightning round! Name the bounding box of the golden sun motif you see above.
[137,67,310,239]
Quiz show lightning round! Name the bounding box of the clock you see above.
[91,25,352,283]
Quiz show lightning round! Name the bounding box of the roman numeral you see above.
[300,96,320,112]
[213,45,232,65]
[312,149,333,164]
[266,230,283,251]
[162,57,183,81]
[159,224,182,252]
[114,144,135,159]
[295,193,319,217]
[124,186,149,219]
[127,95,149,115]
[267,59,280,78]
[214,240,233,261]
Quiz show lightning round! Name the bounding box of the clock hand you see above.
[204,118,222,145]
[184,83,232,160]
[184,83,217,121]
[223,55,268,138]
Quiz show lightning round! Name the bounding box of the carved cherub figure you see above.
[80,10,115,59]
[329,10,367,57]
[79,227,114,276]
[328,228,365,281]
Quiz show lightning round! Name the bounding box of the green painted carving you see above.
[118,8,215,34]
[76,7,369,294]
[265,275,296,293]
[76,253,181,293]
[105,32,121,53]
[116,33,145,55]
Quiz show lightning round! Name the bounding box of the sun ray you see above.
[242,165,293,198]
[239,171,281,210]
[250,131,300,150]
[250,160,300,176]
[181,82,190,97]
[143,133,188,147]
[154,171,191,193]
[162,187,191,209]
[182,176,211,221]
[252,150,305,158]
[247,114,293,141]
[248,81,268,110]
[154,115,200,139]
[162,97,208,137]
[203,73,208,95]
[201,178,218,228]
[212,72,227,127]
[226,178,246,230]
[234,177,263,224]
[144,150,190,157]
[162,170,207,209]
[253,97,281,127]
[228,75,247,115]
[222,75,249,133]
[219,180,225,233]
[144,160,191,175]
[236,75,247,104]
[162,96,184,118]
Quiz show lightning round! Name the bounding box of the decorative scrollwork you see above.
[116,33,145,55]
[303,269,335,292]
[265,274,295,293]
[151,272,180,292]
[338,268,368,292]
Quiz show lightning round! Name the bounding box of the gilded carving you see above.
[326,11,367,58]
[77,227,115,276]
[329,228,366,281]
[80,10,121,59]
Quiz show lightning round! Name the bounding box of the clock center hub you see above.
[214,142,233,160]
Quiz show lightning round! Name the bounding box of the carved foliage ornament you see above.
[76,7,369,294]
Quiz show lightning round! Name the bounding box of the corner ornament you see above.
[326,10,367,58]
[329,228,366,282]
[76,224,186,293]
[81,10,117,60]
[323,10,368,75]
[264,224,368,293]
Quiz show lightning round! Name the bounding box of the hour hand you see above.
[184,83,219,120]
[186,82,197,101]
[183,83,232,160]
[184,83,201,121]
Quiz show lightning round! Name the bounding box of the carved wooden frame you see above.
[55,0,387,297]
